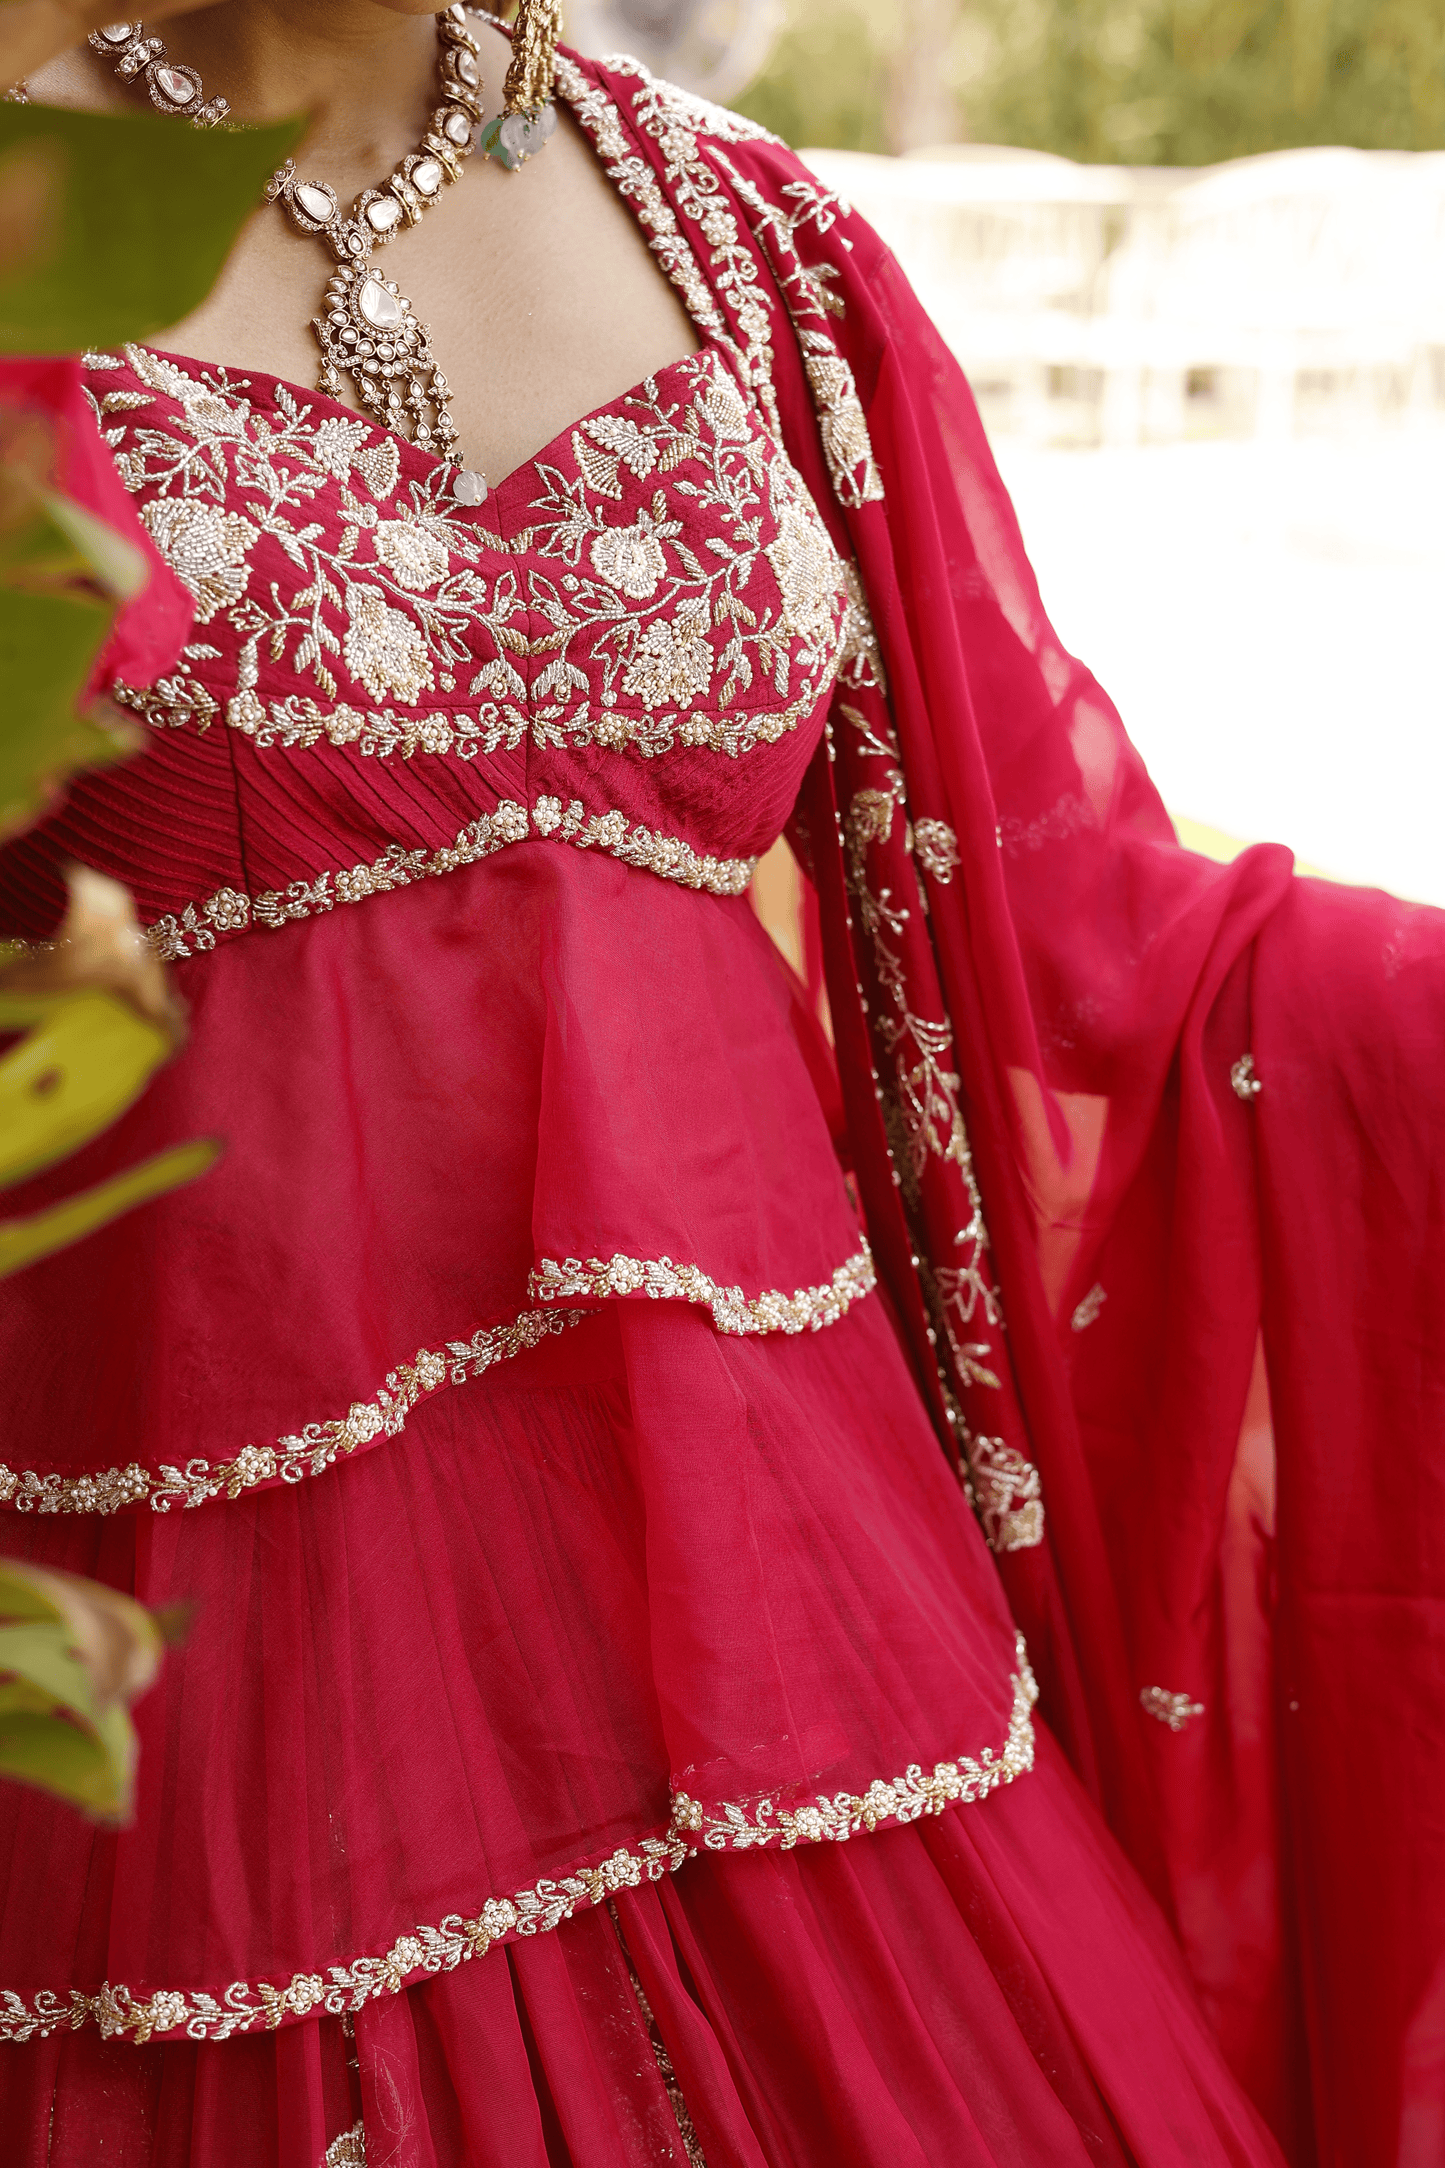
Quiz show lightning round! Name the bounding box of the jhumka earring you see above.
[480,0,562,170]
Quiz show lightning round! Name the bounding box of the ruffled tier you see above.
[0,1734,1280,2167]
[0,1293,1030,2034]
[0,847,863,1512]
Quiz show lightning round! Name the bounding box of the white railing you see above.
[801,143,1445,445]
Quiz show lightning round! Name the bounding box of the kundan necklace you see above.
[83,5,563,506]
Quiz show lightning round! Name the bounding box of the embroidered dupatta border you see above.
[560,49,1046,1553]
[0,1238,875,1516]
[0,1637,1036,2046]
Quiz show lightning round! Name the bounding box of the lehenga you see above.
[0,43,1441,2168]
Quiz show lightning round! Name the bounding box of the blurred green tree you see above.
[735,0,1445,162]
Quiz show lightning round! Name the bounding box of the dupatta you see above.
[563,50,1445,2164]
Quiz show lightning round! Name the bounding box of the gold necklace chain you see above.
[84,7,556,504]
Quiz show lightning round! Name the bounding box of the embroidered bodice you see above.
[0,340,854,956]
[0,332,873,1517]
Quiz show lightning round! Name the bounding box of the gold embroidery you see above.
[0,1637,1035,2046]
[323,2128,366,2168]
[714,156,885,509]
[1070,1282,1107,1332]
[673,1634,1036,1847]
[528,1238,875,1336]
[833,701,1006,1392]
[143,799,758,962]
[1230,1053,1263,1102]
[91,346,847,763]
[565,57,781,434]
[911,819,960,886]
[0,1307,587,1517]
[837,561,886,693]
[965,1435,1045,1553]
[1140,1686,1206,1732]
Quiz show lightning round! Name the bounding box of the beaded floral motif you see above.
[142,798,758,963]
[87,343,847,762]
[964,1435,1045,1554]
[0,1637,1035,2046]
[528,1239,875,1336]
[1140,1686,1206,1732]
[323,2129,367,2168]
[0,1307,587,1516]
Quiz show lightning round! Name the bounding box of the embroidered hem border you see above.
[144,797,758,963]
[0,1305,588,1517]
[0,1240,875,1516]
[529,1239,875,1335]
[0,1639,1036,2046]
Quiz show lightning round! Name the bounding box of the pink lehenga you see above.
[1,45,1441,2168]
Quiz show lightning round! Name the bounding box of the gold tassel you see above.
[502,0,562,117]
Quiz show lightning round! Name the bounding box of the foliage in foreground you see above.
[0,45,303,1818]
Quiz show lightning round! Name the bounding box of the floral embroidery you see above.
[714,155,885,509]
[88,344,847,764]
[323,2128,367,2168]
[0,1307,588,1516]
[912,819,960,886]
[964,1435,1045,1553]
[0,1638,1034,2046]
[529,1239,875,1336]
[139,497,257,622]
[562,56,781,434]
[674,1635,1036,1849]
[142,799,758,962]
[1071,1282,1107,1332]
[1140,1686,1206,1732]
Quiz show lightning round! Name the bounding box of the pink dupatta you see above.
[564,51,1445,2162]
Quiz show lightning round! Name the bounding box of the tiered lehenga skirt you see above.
[0,848,1280,2164]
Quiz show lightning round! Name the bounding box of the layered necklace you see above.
[79,6,562,506]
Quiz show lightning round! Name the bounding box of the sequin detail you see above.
[1070,1283,1107,1332]
[143,800,757,962]
[322,2129,366,2168]
[0,1639,1035,2046]
[528,1238,875,1335]
[912,819,960,885]
[965,1435,1045,1553]
[1231,1053,1263,1101]
[0,1307,587,1516]
[1140,1686,1206,1732]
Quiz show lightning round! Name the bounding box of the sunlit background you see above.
[571,1,1445,905]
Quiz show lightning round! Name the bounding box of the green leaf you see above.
[0,583,127,835]
[0,1562,164,1821]
[0,1135,222,1274]
[0,100,304,353]
[0,985,172,1185]
[0,1703,135,1819]
[0,1620,101,1727]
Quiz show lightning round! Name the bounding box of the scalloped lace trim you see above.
[0,1639,1035,2046]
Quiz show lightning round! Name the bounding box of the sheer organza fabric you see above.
[5,1734,1274,2168]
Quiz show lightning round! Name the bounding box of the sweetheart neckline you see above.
[118,340,738,511]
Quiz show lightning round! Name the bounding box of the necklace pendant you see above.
[313,263,462,464]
